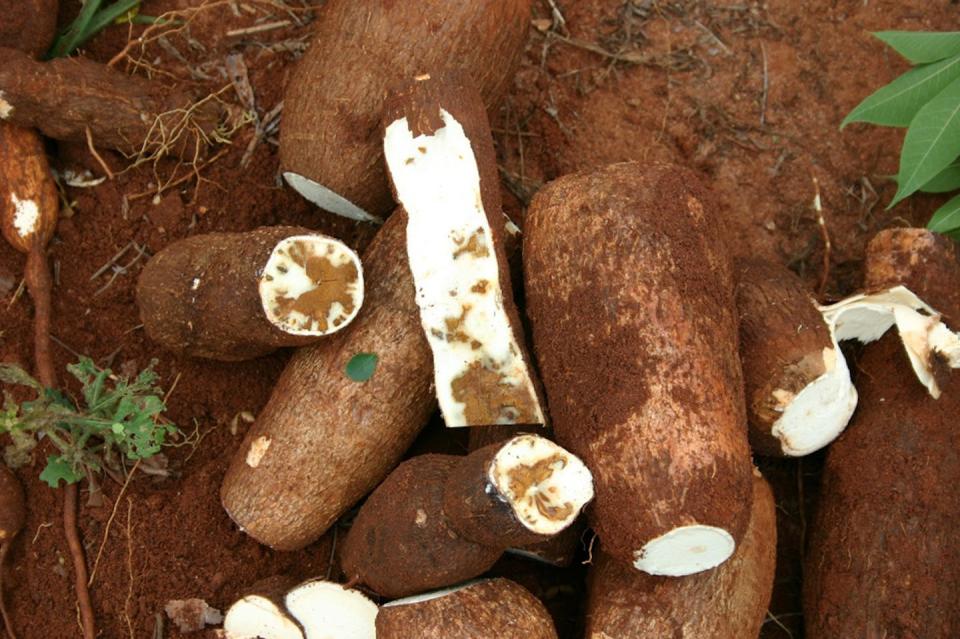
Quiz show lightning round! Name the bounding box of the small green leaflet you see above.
[875,31,960,65]
[921,163,960,193]
[928,193,960,235]
[841,53,960,128]
[345,353,378,382]
[891,76,960,207]
[39,455,83,488]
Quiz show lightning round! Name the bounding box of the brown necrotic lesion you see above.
[453,227,490,259]
[504,454,574,522]
[451,361,540,425]
[271,240,358,332]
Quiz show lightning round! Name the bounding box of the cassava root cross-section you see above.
[524,162,754,576]
[376,578,558,639]
[382,72,544,428]
[220,211,435,550]
[279,0,531,222]
[137,227,363,361]
[804,228,960,638]
[735,259,857,457]
[586,471,776,638]
[341,435,592,597]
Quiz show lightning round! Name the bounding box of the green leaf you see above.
[842,53,960,128]
[875,31,960,65]
[0,364,42,390]
[39,455,83,488]
[345,353,378,382]
[920,162,960,193]
[891,77,960,207]
[928,193,960,234]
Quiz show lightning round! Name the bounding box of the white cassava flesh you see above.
[633,524,736,576]
[488,435,593,536]
[821,285,960,398]
[284,580,377,639]
[381,580,483,608]
[259,235,364,337]
[383,108,544,427]
[769,342,858,457]
[223,595,303,639]
[282,172,383,224]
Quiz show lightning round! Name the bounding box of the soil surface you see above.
[0,1,957,638]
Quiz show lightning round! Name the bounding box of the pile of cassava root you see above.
[3,1,960,638]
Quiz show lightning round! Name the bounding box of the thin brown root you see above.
[0,542,15,639]
[123,498,136,639]
[25,247,55,388]
[85,128,115,181]
[88,459,141,586]
[811,175,832,298]
[64,484,96,639]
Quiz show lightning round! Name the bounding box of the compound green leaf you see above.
[927,193,960,235]
[875,31,960,64]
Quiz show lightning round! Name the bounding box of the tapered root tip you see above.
[489,435,594,536]
[633,525,736,576]
[223,596,303,639]
[285,580,377,639]
[259,235,364,337]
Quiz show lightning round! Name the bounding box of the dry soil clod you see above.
[0,465,25,639]
[586,471,776,639]
[524,162,754,576]
[0,47,222,160]
[279,0,532,222]
[382,72,544,428]
[220,211,435,550]
[376,578,558,639]
[805,228,960,638]
[137,227,363,361]
[735,258,857,457]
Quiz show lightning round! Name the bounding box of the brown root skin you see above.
[0,123,58,254]
[381,71,545,428]
[734,258,834,456]
[586,472,776,639]
[339,455,501,598]
[523,162,753,571]
[136,226,346,361]
[0,47,221,159]
[220,211,435,550]
[0,0,58,59]
[805,230,960,638]
[279,0,531,218]
[376,578,558,639]
[0,466,24,639]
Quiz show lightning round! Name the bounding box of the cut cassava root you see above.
[376,578,558,639]
[735,259,856,457]
[0,47,221,159]
[220,211,435,550]
[586,471,776,638]
[804,229,960,638]
[0,122,58,255]
[524,162,753,576]
[137,227,363,361]
[341,435,592,597]
[382,72,544,427]
[279,0,531,222]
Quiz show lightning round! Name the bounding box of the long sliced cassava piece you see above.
[137,227,363,361]
[735,259,857,456]
[804,228,960,638]
[220,211,435,550]
[586,470,776,638]
[524,162,753,576]
[279,0,531,222]
[382,72,544,427]
[340,455,503,598]
[376,578,558,639]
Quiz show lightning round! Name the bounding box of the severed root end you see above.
[259,235,364,337]
[223,596,303,639]
[769,344,858,456]
[488,435,593,536]
[282,172,383,224]
[285,580,377,639]
[633,525,735,576]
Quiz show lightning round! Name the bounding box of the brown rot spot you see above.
[443,305,472,343]
[271,240,359,332]
[405,157,414,165]
[452,228,490,260]
[504,454,574,522]
[470,280,489,294]
[418,146,427,154]
[450,362,540,425]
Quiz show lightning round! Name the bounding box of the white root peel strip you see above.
[383,109,544,427]
[820,285,960,398]
[285,580,377,639]
[488,435,593,536]
[223,595,303,639]
[282,172,383,224]
[633,525,735,576]
[381,580,484,608]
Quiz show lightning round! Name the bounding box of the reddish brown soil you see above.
[0,1,957,637]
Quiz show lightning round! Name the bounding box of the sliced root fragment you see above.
[820,285,960,398]
[383,73,543,427]
[282,173,383,224]
[259,235,363,337]
[632,524,736,577]
[284,580,377,639]
[223,595,303,639]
